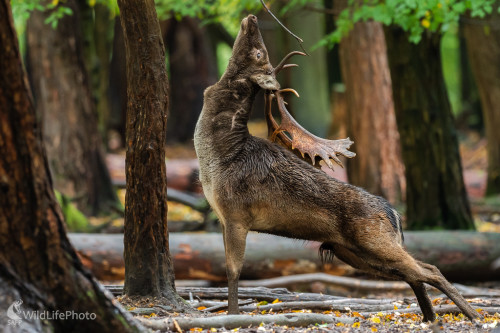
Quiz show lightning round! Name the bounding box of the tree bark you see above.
[337,8,405,204]
[0,2,141,331]
[25,0,118,216]
[463,11,500,196]
[118,0,186,309]
[384,27,474,230]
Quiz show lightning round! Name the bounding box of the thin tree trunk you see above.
[25,0,118,216]
[337,8,405,204]
[118,0,187,310]
[0,1,141,331]
[384,27,473,230]
[463,12,500,196]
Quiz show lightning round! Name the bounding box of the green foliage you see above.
[154,0,262,34]
[44,2,73,28]
[54,190,91,232]
[314,0,496,47]
[441,24,461,114]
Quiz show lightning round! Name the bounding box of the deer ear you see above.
[250,74,280,91]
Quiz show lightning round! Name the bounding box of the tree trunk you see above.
[79,3,115,143]
[337,9,405,204]
[0,2,141,331]
[118,0,187,309]
[463,11,500,196]
[384,27,473,230]
[163,17,218,144]
[25,0,118,216]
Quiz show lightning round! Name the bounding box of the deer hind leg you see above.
[331,244,480,321]
[414,261,479,321]
[221,222,248,315]
[408,282,435,322]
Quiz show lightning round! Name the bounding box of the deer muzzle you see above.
[250,73,280,91]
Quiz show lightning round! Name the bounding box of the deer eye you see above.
[256,51,262,59]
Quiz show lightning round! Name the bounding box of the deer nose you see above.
[249,15,257,23]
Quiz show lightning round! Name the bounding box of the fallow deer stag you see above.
[194,14,480,322]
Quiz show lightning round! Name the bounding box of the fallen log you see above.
[70,231,500,282]
[135,313,355,331]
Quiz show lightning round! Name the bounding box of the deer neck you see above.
[195,76,258,158]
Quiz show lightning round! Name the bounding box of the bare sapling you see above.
[193,14,480,322]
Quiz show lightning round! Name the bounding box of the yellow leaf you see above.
[393,305,398,310]
[421,18,431,28]
[371,327,378,332]
[52,0,59,5]
[210,329,217,332]
[272,299,280,304]
[370,317,381,324]
[257,301,268,306]
[197,306,207,310]
[336,322,344,327]
[352,322,360,328]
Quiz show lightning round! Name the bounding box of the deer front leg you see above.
[222,223,249,314]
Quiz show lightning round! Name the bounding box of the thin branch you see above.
[259,0,309,55]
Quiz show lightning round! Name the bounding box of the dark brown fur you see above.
[194,15,479,321]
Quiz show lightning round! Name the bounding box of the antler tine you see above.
[274,51,306,74]
[265,92,292,146]
[279,88,300,98]
[281,64,299,71]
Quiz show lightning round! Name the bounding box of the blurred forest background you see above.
[8,0,500,234]
[4,1,500,330]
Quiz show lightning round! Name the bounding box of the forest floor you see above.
[120,288,500,333]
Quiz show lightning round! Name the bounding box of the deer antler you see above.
[264,50,355,171]
[267,90,355,170]
[274,51,306,74]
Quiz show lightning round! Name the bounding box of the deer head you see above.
[224,15,355,171]
[223,15,280,91]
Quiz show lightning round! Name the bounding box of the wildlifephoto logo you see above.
[7,300,96,326]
